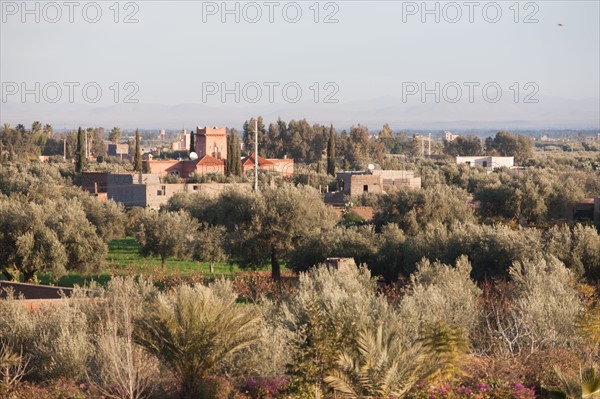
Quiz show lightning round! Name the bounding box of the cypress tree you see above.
[0,140,4,163]
[327,124,336,176]
[231,133,241,176]
[7,142,15,162]
[226,131,233,175]
[134,129,142,172]
[189,130,195,154]
[76,126,86,172]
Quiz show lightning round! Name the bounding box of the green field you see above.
[10,237,247,288]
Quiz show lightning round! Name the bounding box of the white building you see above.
[170,129,190,151]
[445,131,460,141]
[456,156,514,170]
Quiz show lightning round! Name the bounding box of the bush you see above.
[411,381,536,399]
[276,265,400,394]
[134,280,261,398]
[508,256,584,352]
[0,293,92,381]
[238,376,290,398]
[87,277,160,399]
[399,256,481,340]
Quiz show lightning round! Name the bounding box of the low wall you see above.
[0,281,73,300]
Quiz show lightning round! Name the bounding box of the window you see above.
[363,185,369,192]
[482,161,488,167]
[157,185,166,196]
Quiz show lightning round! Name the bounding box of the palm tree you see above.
[324,324,431,399]
[134,282,261,399]
[419,322,469,384]
[549,366,600,399]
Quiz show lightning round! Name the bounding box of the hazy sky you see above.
[1,0,599,127]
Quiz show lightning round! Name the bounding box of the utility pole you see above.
[254,118,258,191]
[428,133,431,156]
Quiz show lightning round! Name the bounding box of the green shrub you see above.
[134,280,261,398]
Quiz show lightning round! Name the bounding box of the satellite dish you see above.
[367,164,375,171]
[189,152,198,161]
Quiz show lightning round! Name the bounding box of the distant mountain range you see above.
[1,94,598,131]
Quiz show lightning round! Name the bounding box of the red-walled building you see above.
[145,125,292,177]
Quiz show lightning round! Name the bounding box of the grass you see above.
[106,237,240,276]
[8,237,252,288]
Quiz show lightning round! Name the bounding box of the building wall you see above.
[108,178,251,208]
[197,163,225,175]
[108,183,148,207]
[144,160,181,176]
[145,159,225,177]
[189,182,252,197]
[106,173,161,186]
[349,175,384,196]
[107,143,129,156]
[456,156,514,169]
[145,184,187,209]
[382,177,422,191]
[337,170,420,195]
[196,126,228,160]
[269,159,295,176]
[242,163,274,174]
[82,172,110,193]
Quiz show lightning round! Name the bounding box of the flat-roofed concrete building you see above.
[107,143,129,157]
[456,156,514,170]
[336,170,421,196]
[106,172,251,208]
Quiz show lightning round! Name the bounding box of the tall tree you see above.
[31,121,42,134]
[76,126,86,172]
[226,184,338,279]
[327,125,336,176]
[133,129,142,172]
[379,123,393,138]
[228,129,242,176]
[109,127,122,144]
[242,117,266,156]
[43,123,53,137]
[226,130,234,176]
[189,129,195,154]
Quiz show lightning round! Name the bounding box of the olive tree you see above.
[226,184,338,279]
[136,209,198,269]
[0,197,106,281]
[193,224,227,274]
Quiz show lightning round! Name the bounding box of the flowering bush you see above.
[411,381,535,399]
[238,376,290,398]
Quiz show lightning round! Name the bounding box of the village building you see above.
[170,129,190,151]
[82,171,251,208]
[241,154,295,177]
[444,131,460,141]
[336,170,421,196]
[456,156,514,170]
[144,125,293,177]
